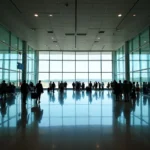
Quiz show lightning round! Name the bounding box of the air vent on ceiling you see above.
[77,33,87,36]
[47,31,53,33]
[94,41,99,43]
[65,33,75,36]
[53,41,57,43]
[99,31,105,33]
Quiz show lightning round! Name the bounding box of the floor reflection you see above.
[0,90,150,149]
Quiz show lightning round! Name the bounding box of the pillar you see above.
[125,41,129,81]
[22,41,27,81]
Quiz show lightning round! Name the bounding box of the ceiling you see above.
[0,0,150,51]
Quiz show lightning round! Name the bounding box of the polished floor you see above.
[0,90,150,150]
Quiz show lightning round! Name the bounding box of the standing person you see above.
[136,82,140,93]
[1,80,7,100]
[72,82,75,90]
[36,80,43,103]
[21,80,29,104]
[89,81,92,91]
[82,82,85,90]
[52,82,55,93]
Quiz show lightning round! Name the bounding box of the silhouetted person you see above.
[72,82,75,90]
[1,80,7,99]
[107,82,110,89]
[36,80,43,103]
[64,82,67,89]
[52,82,55,93]
[89,81,92,91]
[21,80,29,104]
[82,82,85,90]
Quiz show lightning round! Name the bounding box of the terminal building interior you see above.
[0,0,150,149]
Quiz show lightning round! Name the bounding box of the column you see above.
[125,41,129,81]
[22,41,27,81]
[34,51,39,84]
[112,51,116,81]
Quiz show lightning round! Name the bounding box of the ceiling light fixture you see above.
[49,14,53,17]
[118,14,122,17]
[34,13,38,17]
[133,14,136,17]
[52,37,54,39]
[98,37,100,40]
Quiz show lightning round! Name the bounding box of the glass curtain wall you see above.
[116,45,125,81]
[38,51,112,88]
[0,25,22,86]
[0,24,35,86]
[129,27,150,84]
[26,46,35,84]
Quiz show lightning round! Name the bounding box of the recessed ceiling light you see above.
[52,37,54,39]
[49,14,53,17]
[98,37,100,40]
[34,13,38,17]
[56,45,58,46]
[118,14,122,17]
[144,41,147,43]
[133,14,136,17]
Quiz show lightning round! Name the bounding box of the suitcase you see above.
[31,92,38,99]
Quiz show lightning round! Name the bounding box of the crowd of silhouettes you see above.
[0,80,16,99]
[112,80,140,102]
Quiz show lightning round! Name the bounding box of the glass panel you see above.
[39,73,49,88]
[102,52,112,60]
[76,73,88,87]
[89,73,101,82]
[39,61,49,72]
[76,52,88,60]
[141,71,148,83]
[133,72,140,82]
[132,51,139,60]
[50,61,62,72]
[19,39,23,51]
[63,73,75,88]
[4,60,9,69]
[89,52,100,60]
[141,61,148,70]
[0,60,2,68]
[11,34,18,49]
[63,61,75,72]
[133,36,139,50]
[76,61,88,72]
[63,52,75,60]
[0,25,9,44]
[39,51,49,60]
[133,61,140,71]
[50,73,62,88]
[10,72,17,84]
[102,73,112,87]
[50,52,62,60]
[140,28,149,46]
[10,60,17,70]
[10,50,18,59]
[102,61,112,72]
[89,61,100,72]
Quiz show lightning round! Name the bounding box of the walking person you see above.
[21,80,29,104]
[36,80,43,103]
